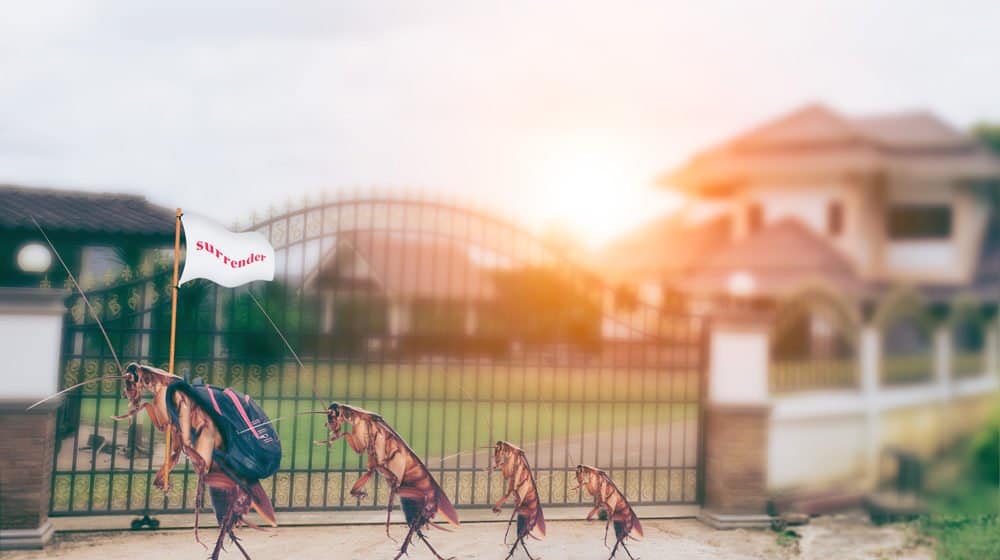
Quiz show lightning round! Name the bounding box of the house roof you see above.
[597,214,731,282]
[681,218,868,297]
[665,104,1000,196]
[306,231,495,300]
[0,185,175,237]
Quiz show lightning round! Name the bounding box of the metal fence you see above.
[51,194,706,518]
[769,297,859,393]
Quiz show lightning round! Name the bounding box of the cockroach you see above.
[26,218,279,560]
[115,363,280,559]
[318,402,460,560]
[488,441,546,560]
[572,465,643,560]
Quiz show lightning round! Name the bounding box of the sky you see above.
[2,1,999,247]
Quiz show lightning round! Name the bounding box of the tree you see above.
[225,281,319,364]
[488,266,601,350]
[972,122,1000,155]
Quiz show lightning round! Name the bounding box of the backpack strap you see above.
[222,388,262,440]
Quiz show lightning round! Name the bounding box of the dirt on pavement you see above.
[2,514,932,559]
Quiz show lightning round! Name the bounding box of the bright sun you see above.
[530,137,677,249]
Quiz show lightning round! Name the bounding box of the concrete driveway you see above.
[2,514,931,560]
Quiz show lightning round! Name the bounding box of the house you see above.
[617,104,1000,496]
[598,213,731,305]
[660,103,1000,297]
[604,104,1000,302]
[303,231,496,355]
[0,185,175,288]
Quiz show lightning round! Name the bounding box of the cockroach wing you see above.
[433,478,460,527]
[247,480,278,527]
[630,513,644,539]
[534,511,546,537]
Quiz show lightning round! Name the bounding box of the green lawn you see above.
[59,362,700,512]
[917,406,1000,559]
[71,362,698,467]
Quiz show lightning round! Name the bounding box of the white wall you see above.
[0,300,64,400]
[767,320,1000,493]
[710,326,769,405]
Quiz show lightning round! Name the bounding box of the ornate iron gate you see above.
[51,195,706,517]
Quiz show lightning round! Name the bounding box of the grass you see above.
[57,362,700,512]
[774,529,801,549]
[919,515,999,560]
[69,362,698,464]
[917,407,1000,559]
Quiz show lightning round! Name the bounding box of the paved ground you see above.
[4,514,932,560]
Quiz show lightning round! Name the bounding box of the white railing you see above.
[767,322,999,492]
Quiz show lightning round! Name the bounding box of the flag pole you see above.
[169,208,182,375]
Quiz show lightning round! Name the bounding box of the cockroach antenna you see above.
[246,288,305,371]
[27,375,129,410]
[236,410,328,435]
[30,215,123,375]
[455,383,500,472]
[25,216,137,410]
[245,287,324,404]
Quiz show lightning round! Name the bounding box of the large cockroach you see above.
[114,362,280,559]
[27,218,278,560]
[487,440,546,560]
[318,402,460,560]
[572,465,643,560]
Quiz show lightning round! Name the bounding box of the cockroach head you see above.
[490,441,506,467]
[325,402,349,438]
[124,362,141,383]
[121,362,143,402]
[490,440,521,469]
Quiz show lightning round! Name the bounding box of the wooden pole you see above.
[168,208,182,375]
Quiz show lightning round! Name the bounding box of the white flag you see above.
[179,213,275,288]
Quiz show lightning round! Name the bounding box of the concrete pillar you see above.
[934,326,951,391]
[0,288,66,550]
[859,325,882,488]
[698,307,772,529]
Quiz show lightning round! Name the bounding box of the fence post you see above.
[986,321,999,377]
[934,325,952,392]
[698,305,773,528]
[859,323,882,487]
[0,288,66,550]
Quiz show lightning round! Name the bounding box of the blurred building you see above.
[304,232,496,355]
[0,185,175,288]
[604,104,1000,304]
[603,104,1000,499]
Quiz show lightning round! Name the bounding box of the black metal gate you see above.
[50,194,706,517]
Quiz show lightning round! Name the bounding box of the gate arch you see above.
[52,194,706,518]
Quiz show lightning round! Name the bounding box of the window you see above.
[747,203,763,233]
[887,205,952,239]
[827,201,844,236]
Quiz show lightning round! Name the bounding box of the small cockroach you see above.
[488,440,546,560]
[318,402,460,560]
[573,464,643,560]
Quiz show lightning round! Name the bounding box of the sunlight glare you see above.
[530,136,681,249]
